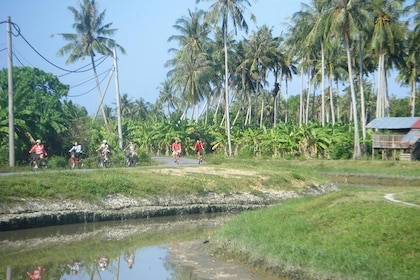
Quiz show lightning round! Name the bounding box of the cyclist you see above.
[124,140,138,166]
[171,139,182,163]
[68,141,82,160]
[96,140,110,160]
[124,140,137,159]
[194,139,204,164]
[29,139,48,167]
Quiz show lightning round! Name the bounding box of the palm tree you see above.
[166,9,213,120]
[323,0,371,159]
[239,26,274,128]
[197,0,256,156]
[157,79,179,119]
[397,0,420,116]
[56,0,125,125]
[370,0,406,118]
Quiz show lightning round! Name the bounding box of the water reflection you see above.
[0,213,234,280]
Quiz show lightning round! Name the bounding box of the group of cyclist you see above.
[28,137,204,168]
[172,138,204,164]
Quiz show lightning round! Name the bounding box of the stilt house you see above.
[366,117,420,161]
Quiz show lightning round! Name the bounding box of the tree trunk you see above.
[345,36,361,159]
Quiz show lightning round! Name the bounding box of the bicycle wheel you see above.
[30,158,37,172]
[96,157,103,168]
[69,158,75,169]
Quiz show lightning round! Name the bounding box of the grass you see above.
[1,157,420,279]
[212,188,420,279]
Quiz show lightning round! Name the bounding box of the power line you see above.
[3,20,110,74]
[68,68,113,97]
[69,68,111,90]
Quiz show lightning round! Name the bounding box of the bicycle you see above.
[196,150,203,164]
[96,152,111,168]
[173,151,180,164]
[29,153,48,171]
[125,153,137,167]
[69,152,83,169]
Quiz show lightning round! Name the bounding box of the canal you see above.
[0,212,280,280]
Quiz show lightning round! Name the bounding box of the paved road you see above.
[0,156,203,177]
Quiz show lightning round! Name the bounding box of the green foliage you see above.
[214,190,420,279]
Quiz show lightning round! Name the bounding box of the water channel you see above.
[0,213,280,280]
[0,213,230,279]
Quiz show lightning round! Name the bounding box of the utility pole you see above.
[113,48,123,150]
[7,17,15,167]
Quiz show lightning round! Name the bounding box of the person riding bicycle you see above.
[124,140,137,160]
[29,139,48,162]
[194,139,204,163]
[171,139,182,162]
[68,141,82,160]
[96,140,110,160]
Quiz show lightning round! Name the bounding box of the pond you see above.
[0,212,280,280]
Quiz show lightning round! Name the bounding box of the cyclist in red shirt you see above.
[194,139,204,164]
[29,139,48,160]
[171,139,182,163]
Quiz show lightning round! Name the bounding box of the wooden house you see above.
[366,117,420,161]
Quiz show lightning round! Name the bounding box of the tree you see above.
[167,9,213,120]
[0,67,71,158]
[370,0,406,118]
[197,0,256,156]
[323,0,371,159]
[56,0,125,125]
[157,79,179,119]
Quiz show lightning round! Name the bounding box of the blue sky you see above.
[0,0,410,115]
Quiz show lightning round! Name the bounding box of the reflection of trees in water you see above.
[1,214,231,280]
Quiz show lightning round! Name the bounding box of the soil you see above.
[167,239,285,280]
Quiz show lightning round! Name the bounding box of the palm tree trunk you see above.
[328,67,335,126]
[411,68,417,117]
[358,36,366,148]
[299,69,304,125]
[345,38,361,159]
[223,19,232,156]
[321,43,325,126]
[306,70,311,125]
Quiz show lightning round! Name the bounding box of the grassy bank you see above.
[1,157,420,279]
[206,160,420,280]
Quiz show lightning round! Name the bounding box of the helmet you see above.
[36,139,41,143]
[103,140,107,143]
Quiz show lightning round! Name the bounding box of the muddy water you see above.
[0,213,282,280]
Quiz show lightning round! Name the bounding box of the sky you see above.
[0,0,411,116]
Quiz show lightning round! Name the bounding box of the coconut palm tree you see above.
[167,9,213,120]
[239,25,275,128]
[158,79,179,119]
[56,0,125,125]
[370,0,406,118]
[197,0,256,156]
[323,0,371,159]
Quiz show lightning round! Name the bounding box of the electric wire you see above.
[68,68,113,97]
[2,20,111,74]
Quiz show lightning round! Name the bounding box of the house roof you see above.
[366,117,420,129]
[401,129,420,145]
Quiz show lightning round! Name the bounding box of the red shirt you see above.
[29,144,47,156]
[172,142,181,151]
[194,141,203,151]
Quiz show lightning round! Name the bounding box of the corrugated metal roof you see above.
[401,129,420,145]
[366,117,420,129]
